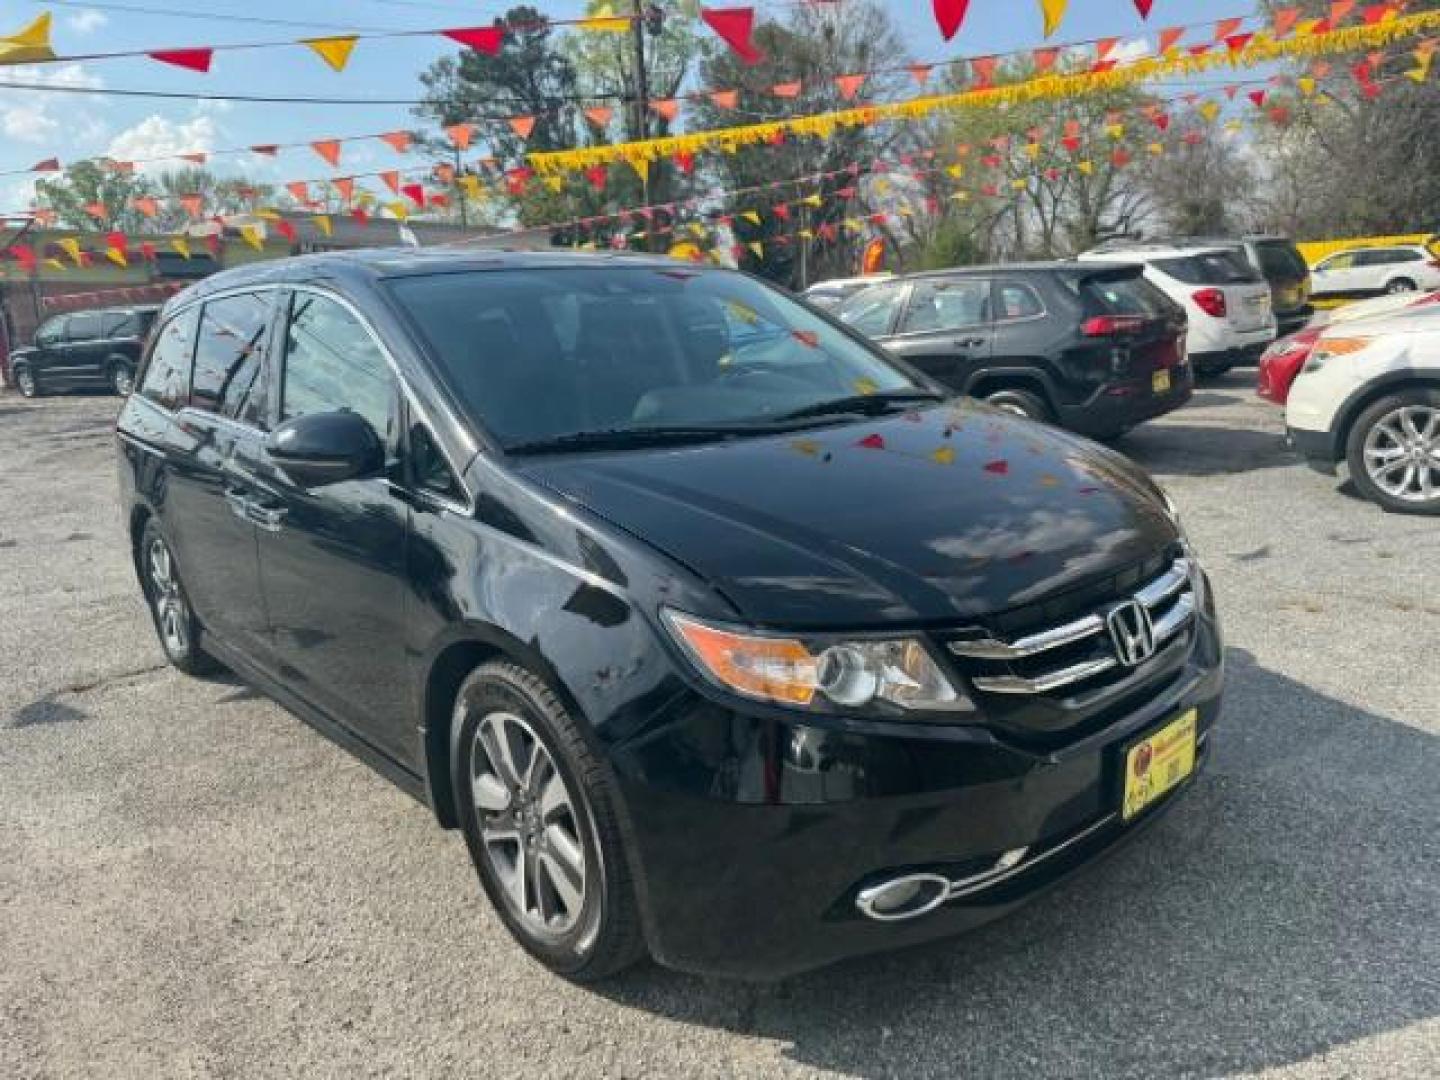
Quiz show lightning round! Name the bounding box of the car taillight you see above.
[1081,315,1146,336]
[1192,288,1227,318]
[1426,259,1440,270]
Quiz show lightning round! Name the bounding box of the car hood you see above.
[516,403,1179,629]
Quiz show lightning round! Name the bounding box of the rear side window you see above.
[1153,252,1258,285]
[1254,241,1308,281]
[1084,276,1174,318]
[138,307,198,411]
[191,292,273,421]
[1360,248,1422,265]
[899,279,991,333]
[995,282,1044,321]
[68,312,105,341]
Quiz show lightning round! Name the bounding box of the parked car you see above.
[117,250,1223,980]
[1077,243,1277,376]
[10,305,158,398]
[1287,306,1440,513]
[1310,244,1440,300]
[801,273,893,309]
[833,262,1192,439]
[1092,235,1312,337]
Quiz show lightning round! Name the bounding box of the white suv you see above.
[1310,244,1440,300]
[1078,244,1277,375]
[1288,306,1440,514]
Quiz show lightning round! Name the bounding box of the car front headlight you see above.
[662,610,969,713]
[1303,336,1372,373]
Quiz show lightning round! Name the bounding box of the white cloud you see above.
[66,9,109,34]
[106,115,218,171]
[0,63,104,146]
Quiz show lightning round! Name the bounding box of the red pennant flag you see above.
[30,157,60,172]
[311,140,342,167]
[971,55,998,86]
[1248,89,1267,107]
[505,167,531,196]
[673,151,695,175]
[1214,17,1243,40]
[1360,3,1390,24]
[1183,130,1203,145]
[508,115,536,140]
[932,0,971,41]
[1362,81,1381,99]
[380,170,401,194]
[446,123,474,149]
[428,192,449,209]
[333,177,355,203]
[1225,33,1255,52]
[710,89,739,109]
[835,74,866,100]
[1095,37,1120,61]
[1152,111,1170,130]
[379,130,412,153]
[1273,8,1301,36]
[286,181,309,203]
[434,163,455,185]
[1134,0,1154,17]
[106,231,127,252]
[140,242,157,263]
[251,144,278,157]
[701,7,763,64]
[401,182,426,207]
[1269,105,1292,124]
[1033,47,1058,73]
[351,208,370,226]
[585,165,608,191]
[857,433,886,450]
[1330,0,1356,23]
[132,196,159,218]
[276,220,297,243]
[1351,59,1372,83]
[650,99,680,121]
[443,27,504,55]
[10,244,36,271]
[1188,43,1211,56]
[1158,26,1185,53]
[1112,148,1132,167]
[149,48,213,72]
[1062,135,1082,152]
[908,64,933,86]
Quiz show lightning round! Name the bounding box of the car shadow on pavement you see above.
[597,648,1439,1079]
[1118,424,1298,478]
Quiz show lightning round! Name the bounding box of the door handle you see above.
[224,487,287,532]
[954,337,986,348]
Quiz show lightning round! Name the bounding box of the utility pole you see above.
[629,1,652,230]
[452,145,468,228]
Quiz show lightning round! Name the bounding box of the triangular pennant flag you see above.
[240,224,264,252]
[83,202,108,222]
[9,244,36,271]
[1032,48,1058,73]
[1134,0,1154,17]
[58,238,82,265]
[908,64,933,86]
[1199,100,1222,121]
[1214,17,1243,40]
[276,219,297,243]
[1077,159,1094,175]
[402,182,426,207]
[1330,0,1356,24]
[1361,3,1394,25]
[1226,33,1255,53]
[0,14,56,65]
[303,36,357,72]
[585,165,608,191]
[447,123,475,150]
[701,7,763,64]
[179,193,204,219]
[710,89,739,109]
[1248,89,1267,107]
[30,156,60,172]
[584,106,613,128]
[629,157,649,183]
[1273,8,1301,37]
[771,81,802,98]
[286,181,309,204]
[106,247,128,268]
[149,49,213,73]
[312,215,333,237]
[140,242,156,262]
[508,116,536,140]
[459,175,483,200]
[835,74,866,100]
[747,242,764,260]
[132,196,159,218]
[380,170,401,195]
[333,177,355,203]
[650,99,680,122]
[1158,27,1185,53]
[379,131,412,154]
[443,27,504,55]
[1297,75,1317,94]
[971,55,998,86]
[170,237,191,260]
[311,140,342,167]
[932,0,971,41]
[1039,0,1069,37]
[1095,37,1120,61]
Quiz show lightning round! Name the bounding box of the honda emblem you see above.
[1107,600,1157,667]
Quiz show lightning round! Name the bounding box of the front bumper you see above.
[1191,341,1271,371]
[611,600,1224,979]
[1287,424,1339,474]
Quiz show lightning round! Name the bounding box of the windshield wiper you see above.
[506,424,771,455]
[774,389,947,421]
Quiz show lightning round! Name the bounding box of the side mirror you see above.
[265,410,383,489]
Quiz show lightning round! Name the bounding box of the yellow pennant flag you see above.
[1039,0,1069,38]
[255,207,281,221]
[1010,178,1027,190]
[0,13,56,66]
[874,178,891,195]
[303,36,358,72]
[802,194,823,207]
[1199,100,1221,122]
[584,4,629,33]
[628,157,649,183]
[747,241,764,260]
[44,258,63,271]
[57,237,82,265]
[741,210,761,225]
[949,191,970,201]
[688,222,707,238]
[1106,123,1125,140]
[240,224,264,251]
[170,237,191,260]
[544,175,564,192]
[946,164,964,178]
[1297,76,1317,95]
[1077,159,1094,175]
[106,247,127,268]
[1024,142,1041,159]
[798,229,814,240]
[312,214,333,237]
[1223,119,1243,134]
[932,446,957,465]
[459,175,483,199]
[1405,65,1428,82]
[386,200,410,221]
[1147,141,1165,155]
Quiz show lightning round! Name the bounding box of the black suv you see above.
[10,305,158,398]
[835,262,1192,439]
[116,251,1223,980]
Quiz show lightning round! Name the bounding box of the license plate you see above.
[1151,369,1172,394]
[1122,709,1197,821]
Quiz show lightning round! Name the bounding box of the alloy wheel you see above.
[112,367,134,396]
[146,537,190,656]
[16,369,36,397]
[1362,404,1440,504]
[469,711,589,938]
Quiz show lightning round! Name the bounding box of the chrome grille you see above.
[948,557,1195,695]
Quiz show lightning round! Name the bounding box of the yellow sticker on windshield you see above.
[725,299,760,325]
[854,377,879,396]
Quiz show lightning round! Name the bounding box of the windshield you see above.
[387,266,921,449]
[1253,240,1309,282]
[1153,251,1260,285]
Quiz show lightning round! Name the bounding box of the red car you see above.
[1257,326,1322,404]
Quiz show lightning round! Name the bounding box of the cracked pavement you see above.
[1,381,1437,1079]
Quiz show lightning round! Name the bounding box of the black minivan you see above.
[116,251,1223,981]
[11,305,158,398]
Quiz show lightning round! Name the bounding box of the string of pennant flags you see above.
[4,54,1423,277]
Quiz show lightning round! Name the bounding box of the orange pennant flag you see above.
[650,99,680,122]
[179,193,204,219]
[286,181,310,204]
[332,177,355,203]
[584,106,613,127]
[446,123,474,150]
[710,89,739,109]
[380,170,401,195]
[82,202,107,222]
[379,130,412,153]
[772,81,802,98]
[835,74,866,100]
[311,140,342,167]
[303,35,357,72]
[132,196,159,219]
[508,115,536,140]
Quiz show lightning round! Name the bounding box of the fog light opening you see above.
[855,873,951,922]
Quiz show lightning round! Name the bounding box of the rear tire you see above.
[983,387,1052,424]
[108,359,135,397]
[1345,389,1440,515]
[1385,278,1417,295]
[452,661,645,982]
[139,520,223,676]
[14,365,39,398]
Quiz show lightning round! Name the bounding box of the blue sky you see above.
[0,0,1230,212]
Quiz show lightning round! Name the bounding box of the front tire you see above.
[139,520,222,675]
[14,366,39,398]
[1385,278,1417,295]
[452,661,644,981]
[1345,389,1440,515]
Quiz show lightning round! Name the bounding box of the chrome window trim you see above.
[890,277,993,339]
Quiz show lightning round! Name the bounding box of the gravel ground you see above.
[1,379,1436,1080]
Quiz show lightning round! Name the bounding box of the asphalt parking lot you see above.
[1,378,1436,1080]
